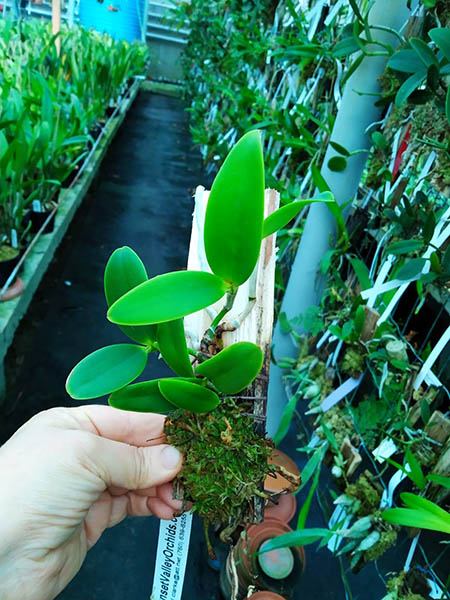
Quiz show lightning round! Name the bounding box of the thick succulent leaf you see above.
[194,341,263,394]
[262,192,334,238]
[204,130,264,286]
[104,246,156,345]
[158,379,220,413]
[395,71,426,107]
[429,27,450,62]
[388,49,425,73]
[66,344,148,399]
[109,380,174,413]
[157,319,194,377]
[108,271,228,325]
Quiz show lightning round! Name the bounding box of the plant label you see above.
[321,375,362,412]
[151,511,193,600]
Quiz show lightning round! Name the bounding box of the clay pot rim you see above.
[247,592,287,600]
[264,492,297,523]
[265,449,301,493]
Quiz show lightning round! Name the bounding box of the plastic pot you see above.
[23,209,55,234]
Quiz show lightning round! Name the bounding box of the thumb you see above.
[80,436,183,491]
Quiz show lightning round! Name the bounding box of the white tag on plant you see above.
[321,375,362,412]
[151,512,193,600]
[32,200,42,212]
[10,229,18,249]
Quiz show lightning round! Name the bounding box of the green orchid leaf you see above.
[158,379,220,413]
[409,37,439,69]
[427,474,450,489]
[257,529,331,553]
[428,28,450,62]
[386,240,423,255]
[109,380,174,413]
[104,246,157,345]
[388,49,425,73]
[204,130,264,286]
[108,271,228,325]
[157,319,194,377]
[262,192,334,238]
[66,344,148,399]
[348,256,372,290]
[195,342,263,394]
[273,394,298,447]
[396,258,427,281]
[329,141,350,156]
[382,505,450,534]
[395,71,426,106]
[328,156,347,172]
[354,305,366,335]
[405,450,426,490]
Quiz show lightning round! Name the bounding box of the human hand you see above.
[0,405,184,600]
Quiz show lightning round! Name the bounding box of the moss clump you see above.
[345,474,380,516]
[364,524,398,562]
[165,399,274,537]
[341,346,366,378]
[320,405,354,447]
[386,570,430,600]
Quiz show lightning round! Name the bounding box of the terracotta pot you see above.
[248,593,287,600]
[264,493,297,524]
[264,449,301,494]
[0,277,24,302]
[232,518,305,598]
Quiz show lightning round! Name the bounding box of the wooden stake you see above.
[52,0,61,56]
[185,186,279,523]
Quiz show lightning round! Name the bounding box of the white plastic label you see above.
[32,200,42,212]
[151,512,193,600]
[321,376,363,412]
[10,229,18,248]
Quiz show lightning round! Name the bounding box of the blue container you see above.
[79,0,145,43]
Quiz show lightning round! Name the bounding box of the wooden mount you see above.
[185,186,280,523]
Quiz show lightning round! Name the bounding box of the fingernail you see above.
[162,445,181,469]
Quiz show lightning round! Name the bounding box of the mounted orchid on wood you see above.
[66,130,332,539]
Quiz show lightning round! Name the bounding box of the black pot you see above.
[23,209,56,234]
[0,248,23,288]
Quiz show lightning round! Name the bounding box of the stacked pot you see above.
[220,450,303,600]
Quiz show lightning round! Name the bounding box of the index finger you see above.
[69,404,167,446]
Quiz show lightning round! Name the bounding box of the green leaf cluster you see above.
[0,19,148,246]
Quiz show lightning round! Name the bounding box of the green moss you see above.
[345,474,380,515]
[365,152,388,189]
[321,405,354,447]
[386,571,430,600]
[341,347,366,378]
[364,526,397,561]
[165,399,274,535]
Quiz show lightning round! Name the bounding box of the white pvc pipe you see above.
[267,0,416,437]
